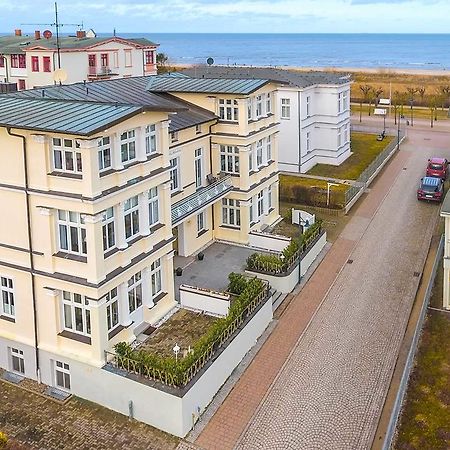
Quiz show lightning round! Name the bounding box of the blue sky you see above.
[1,0,449,34]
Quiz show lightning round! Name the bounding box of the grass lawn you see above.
[394,262,450,450]
[351,103,448,121]
[307,132,394,180]
[279,175,348,209]
[138,309,217,358]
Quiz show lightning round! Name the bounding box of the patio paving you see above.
[174,243,259,299]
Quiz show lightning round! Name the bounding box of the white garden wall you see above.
[249,230,291,252]
[180,284,230,317]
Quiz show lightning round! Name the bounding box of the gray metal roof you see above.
[181,66,352,88]
[0,35,157,54]
[0,96,145,136]
[6,76,217,132]
[147,76,271,95]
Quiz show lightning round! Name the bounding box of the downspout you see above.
[209,121,215,231]
[6,128,40,382]
[298,91,302,173]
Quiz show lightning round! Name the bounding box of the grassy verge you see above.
[351,104,448,120]
[279,175,348,209]
[307,132,394,180]
[394,262,450,450]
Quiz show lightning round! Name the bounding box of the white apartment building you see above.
[182,66,352,173]
[0,29,158,90]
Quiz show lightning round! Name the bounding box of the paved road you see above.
[233,128,446,449]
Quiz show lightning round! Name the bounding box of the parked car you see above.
[417,176,444,202]
[426,157,448,180]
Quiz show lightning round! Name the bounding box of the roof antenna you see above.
[42,89,45,97]
[113,28,116,37]
[86,87,89,95]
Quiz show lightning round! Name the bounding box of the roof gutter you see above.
[6,128,41,382]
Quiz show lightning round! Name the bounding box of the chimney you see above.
[14,29,22,37]
[34,30,41,40]
[76,30,86,39]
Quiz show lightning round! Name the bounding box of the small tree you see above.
[439,85,450,110]
[359,85,372,121]
[417,86,426,105]
[370,87,383,115]
[428,95,437,128]
[392,90,401,124]
[156,52,171,74]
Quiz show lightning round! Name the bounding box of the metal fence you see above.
[345,130,406,206]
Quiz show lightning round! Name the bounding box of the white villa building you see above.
[182,66,352,173]
[440,193,450,310]
[0,29,158,90]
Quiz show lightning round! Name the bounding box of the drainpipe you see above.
[209,121,216,231]
[297,91,302,173]
[6,128,40,382]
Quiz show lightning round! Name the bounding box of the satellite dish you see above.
[207,57,214,66]
[53,68,68,83]
[43,30,53,39]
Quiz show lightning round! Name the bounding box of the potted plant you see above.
[197,251,205,261]
[175,267,183,276]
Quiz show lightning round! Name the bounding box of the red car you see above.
[426,157,448,180]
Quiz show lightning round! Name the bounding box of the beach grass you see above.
[306,132,393,180]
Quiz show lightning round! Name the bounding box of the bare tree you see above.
[428,95,437,128]
[406,87,419,125]
[440,85,450,110]
[369,87,383,115]
[392,90,401,125]
[417,86,426,104]
[359,85,372,120]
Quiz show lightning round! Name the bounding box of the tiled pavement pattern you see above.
[0,381,179,450]
[194,128,445,450]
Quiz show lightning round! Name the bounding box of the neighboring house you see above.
[440,193,450,309]
[0,29,158,89]
[182,66,352,173]
[0,74,281,435]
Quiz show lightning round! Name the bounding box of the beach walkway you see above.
[178,126,444,449]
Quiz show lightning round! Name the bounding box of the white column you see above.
[161,182,173,236]
[111,133,124,170]
[82,213,105,284]
[136,126,147,161]
[114,202,127,250]
[138,192,150,236]
[118,282,131,326]
[142,267,154,309]
[263,188,269,215]
[160,120,170,167]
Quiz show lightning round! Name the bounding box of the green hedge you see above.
[114,274,267,387]
[246,220,323,274]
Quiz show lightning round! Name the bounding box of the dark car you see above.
[417,176,444,202]
[426,157,448,180]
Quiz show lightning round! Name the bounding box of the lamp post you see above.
[173,343,180,362]
[409,98,414,127]
[397,106,401,150]
[297,217,310,284]
[327,182,339,207]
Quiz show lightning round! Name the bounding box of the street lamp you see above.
[173,343,180,362]
[397,106,402,150]
[297,217,310,284]
[327,182,339,206]
[409,98,414,127]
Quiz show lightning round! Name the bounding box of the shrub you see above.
[227,272,248,295]
[0,432,8,448]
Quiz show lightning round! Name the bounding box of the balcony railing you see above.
[171,175,233,226]
[88,66,114,77]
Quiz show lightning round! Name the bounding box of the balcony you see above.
[87,66,117,78]
[171,175,233,226]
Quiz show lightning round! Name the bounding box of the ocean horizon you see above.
[121,33,450,71]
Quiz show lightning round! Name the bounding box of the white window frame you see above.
[55,360,71,391]
[170,131,179,143]
[150,259,162,299]
[124,196,140,241]
[0,276,15,318]
[128,271,142,313]
[197,211,206,233]
[256,95,263,118]
[120,130,137,164]
[61,291,91,336]
[57,210,87,256]
[220,145,240,174]
[306,96,311,117]
[343,91,349,110]
[52,138,82,174]
[249,198,254,224]
[222,198,241,228]
[266,136,272,161]
[306,131,311,152]
[195,124,202,134]
[145,124,157,155]
[257,191,264,217]
[268,184,273,209]
[281,98,291,119]
[194,148,203,189]
[249,145,254,172]
[256,139,264,168]
[98,136,111,172]
[10,347,25,374]
[338,126,343,147]
[148,187,159,226]
[338,92,343,113]
[170,157,180,192]
[219,99,238,122]
[105,287,119,332]
[266,93,272,114]
[247,98,253,121]
[345,124,349,143]
[102,207,115,252]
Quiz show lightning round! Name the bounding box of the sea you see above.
[118,33,450,71]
